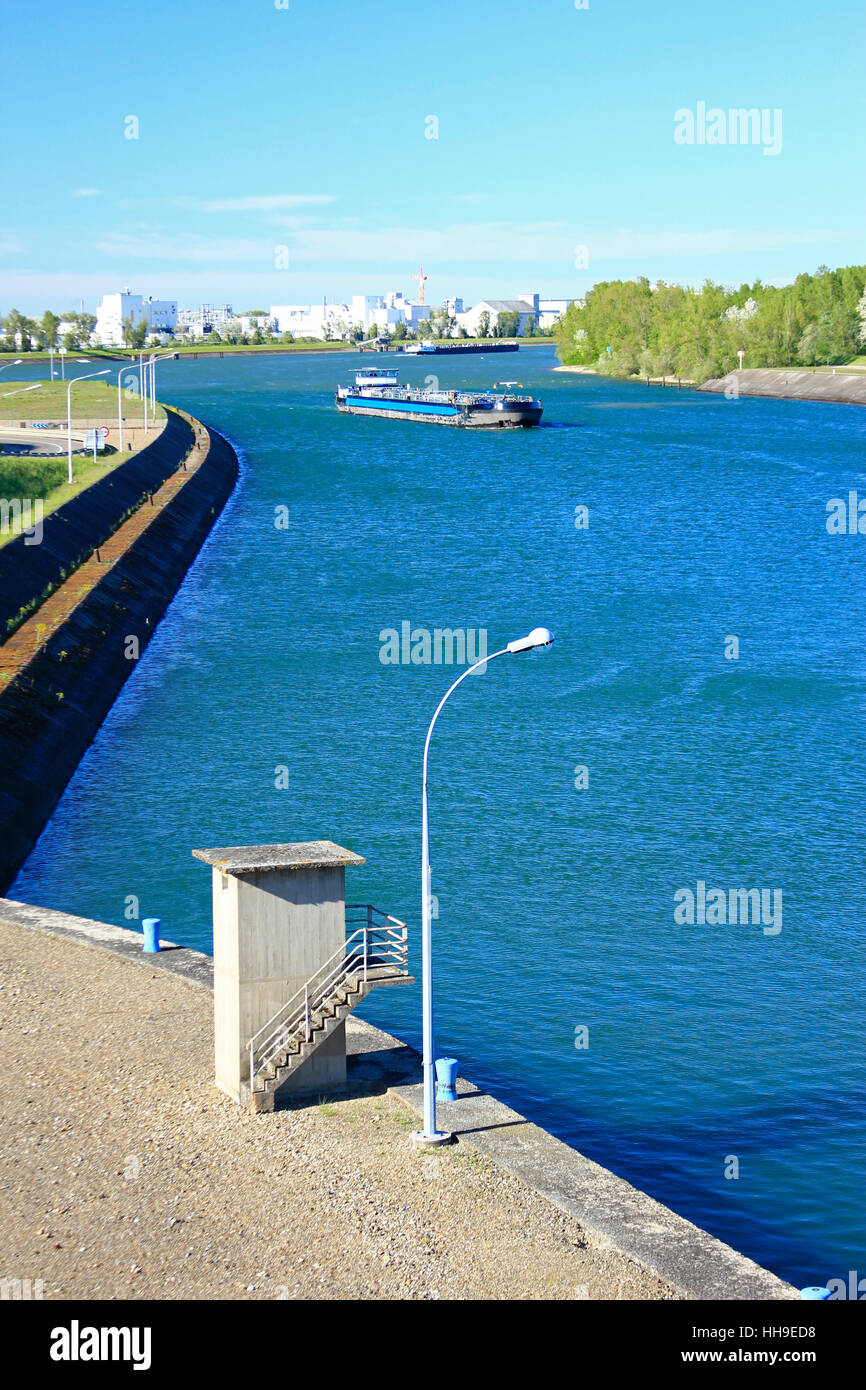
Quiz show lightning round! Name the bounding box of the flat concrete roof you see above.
[191,840,366,875]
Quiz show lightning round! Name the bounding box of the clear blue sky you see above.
[2,0,863,313]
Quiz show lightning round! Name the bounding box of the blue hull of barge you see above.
[342,394,460,419]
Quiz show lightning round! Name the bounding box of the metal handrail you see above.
[246,905,408,1095]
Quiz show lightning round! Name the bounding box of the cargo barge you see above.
[335,369,542,428]
[358,340,519,354]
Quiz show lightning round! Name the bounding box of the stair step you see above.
[247,961,409,1110]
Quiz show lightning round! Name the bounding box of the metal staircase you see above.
[242,905,410,1111]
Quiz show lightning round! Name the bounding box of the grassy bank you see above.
[0,336,557,366]
[0,451,142,546]
[0,379,165,545]
[0,343,352,364]
[0,378,164,425]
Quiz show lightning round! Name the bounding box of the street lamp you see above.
[0,359,23,376]
[116,364,141,454]
[146,351,175,423]
[415,625,555,1145]
[1,384,40,397]
[135,352,148,431]
[67,369,109,485]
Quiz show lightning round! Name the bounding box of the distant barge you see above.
[335,369,543,428]
[359,339,519,355]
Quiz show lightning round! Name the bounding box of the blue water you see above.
[10,347,866,1289]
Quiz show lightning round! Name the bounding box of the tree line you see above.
[552,264,866,382]
[1,308,96,352]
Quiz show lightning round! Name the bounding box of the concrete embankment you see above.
[0,903,676,1301]
[0,409,192,637]
[0,898,799,1301]
[701,368,866,405]
[0,412,238,893]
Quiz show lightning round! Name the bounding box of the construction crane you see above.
[411,265,428,305]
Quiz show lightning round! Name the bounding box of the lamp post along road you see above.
[66,368,109,485]
[136,353,148,431]
[117,368,126,454]
[415,626,555,1145]
[147,351,175,425]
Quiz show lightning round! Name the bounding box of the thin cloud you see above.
[180,194,336,213]
[71,188,102,198]
[88,220,845,274]
[93,231,273,263]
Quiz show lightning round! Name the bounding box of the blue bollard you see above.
[800,1286,832,1300]
[142,918,161,954]
[435,1057,458,1102]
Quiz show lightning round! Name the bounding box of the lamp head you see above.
[506,626,555,654]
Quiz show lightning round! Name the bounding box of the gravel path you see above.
[0,919,677,1300]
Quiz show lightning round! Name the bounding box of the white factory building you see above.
[88,286,572,346]
[176,304,236,338]
[270,292,432,340]
[455,293,573,336]
[175,305,277,339]
[94,289,178,346]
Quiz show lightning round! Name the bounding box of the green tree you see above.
[38,310,61,350]
[71,311,96,347]
[797,322,820,364]
[122,314,148,349]
[638,346,656,378]
[554,264,866,378]
[1,308,36,350]
[477,310,491,338]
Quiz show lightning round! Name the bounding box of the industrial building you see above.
[93,290,178,346]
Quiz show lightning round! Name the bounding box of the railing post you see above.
[249,1042,254,1099]
[363,923,368,983]
[305,985,310,1042]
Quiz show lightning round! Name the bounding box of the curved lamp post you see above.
[415,626,555,1145]
[67,368,109,484]
[146,351,176,422]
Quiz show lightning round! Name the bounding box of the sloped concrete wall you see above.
[701,368,866,405]
[0,410,194,637]
[0,423,238,892]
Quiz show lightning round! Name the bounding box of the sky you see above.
[1,0,864,315]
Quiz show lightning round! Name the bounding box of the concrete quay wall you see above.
[0,414,238,892]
